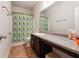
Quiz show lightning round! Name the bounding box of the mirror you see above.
[39,1,55,33]
[39,1,79,36]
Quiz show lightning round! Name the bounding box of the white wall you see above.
[74,7,79,38]
[0,1,12,57]
[32,2,43,32]
[40,12,48,17]
[12,6,32,15]
[46,1,79,34]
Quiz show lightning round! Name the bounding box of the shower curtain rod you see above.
[2,6,32,16]
[12,12,33,16]
[2,6,11,16]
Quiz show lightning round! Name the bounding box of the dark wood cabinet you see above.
[31,34,52,58]
[31,34,79,58]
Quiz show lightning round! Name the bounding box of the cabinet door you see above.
[35,38,40,56]
[31,35,35,50]
[31,35,40,57]
[39,40,52,57]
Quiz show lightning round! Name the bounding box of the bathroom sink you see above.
[34,33,46,35]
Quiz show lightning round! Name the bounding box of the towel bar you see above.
[0,35,6,40]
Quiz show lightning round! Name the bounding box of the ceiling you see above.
[12,1,40,10]
[41,1,62,13]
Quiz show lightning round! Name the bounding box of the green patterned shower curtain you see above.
[12,13,33,43]
[40,16,48,32]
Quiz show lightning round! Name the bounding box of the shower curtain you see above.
[40,16,48,32]
[12,13,33,43]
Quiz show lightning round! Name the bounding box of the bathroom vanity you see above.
[31,33,79,58]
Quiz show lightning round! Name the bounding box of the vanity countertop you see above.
[32,33,79,55]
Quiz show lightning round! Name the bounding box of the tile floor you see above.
[8,43,37,58]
